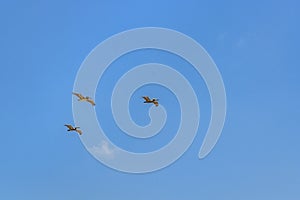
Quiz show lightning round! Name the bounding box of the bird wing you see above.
[87,99,96,106]
[72,92,84,99]
[143,96,151,101]
[76,129,82,135]
[153,101,159,106]
[64,124,73,129]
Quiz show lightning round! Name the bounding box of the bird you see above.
[64,124,82,135]
[142,96,159,106]
[72,92,96,106]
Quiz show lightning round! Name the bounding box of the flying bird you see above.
[72,92,96,106]
[64,124,82,135]
[142,96,159,106]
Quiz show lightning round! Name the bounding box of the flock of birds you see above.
[65,92,159,135]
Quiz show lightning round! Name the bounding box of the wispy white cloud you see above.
[236,32,258,48]
[236,37,246,48]
[88,141,116,159]
[217,31,257,49]
[217,32,227,42]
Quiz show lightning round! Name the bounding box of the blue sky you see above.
[1,0,299,199]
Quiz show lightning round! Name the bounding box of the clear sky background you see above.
[1,0,299,199]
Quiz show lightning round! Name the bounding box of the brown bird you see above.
[142,96,159,107]
[72,92,96,106]
[64,124,82,135]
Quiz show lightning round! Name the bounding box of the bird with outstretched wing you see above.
[142,96,159,107]
[72,92,96,106]
[64,124,82,135]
